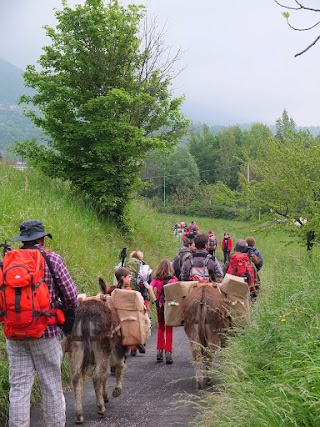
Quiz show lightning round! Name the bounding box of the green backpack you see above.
[124,257,141,290]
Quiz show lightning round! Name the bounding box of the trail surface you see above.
[30,326,201,427]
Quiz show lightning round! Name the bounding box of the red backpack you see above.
[227,252,255,292]
[0,248,65,339]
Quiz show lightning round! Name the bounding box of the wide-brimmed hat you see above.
[11,220,53,242]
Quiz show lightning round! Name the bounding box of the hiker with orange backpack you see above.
[0,220,78,427]
[225,239,256,299]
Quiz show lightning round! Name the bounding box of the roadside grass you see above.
[196,233,320,426]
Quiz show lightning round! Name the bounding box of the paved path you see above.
[30,326,201,427]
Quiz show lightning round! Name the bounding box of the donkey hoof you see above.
[75,415,84,424]
[97,405,106,416]
[103,393,109,402]
[112,387,122,398]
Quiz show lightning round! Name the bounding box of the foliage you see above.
[188,124,217,183]
[275,108,296,141]
[16,0,189,227]
[240,131,320,246]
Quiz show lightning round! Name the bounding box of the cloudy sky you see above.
[1,0,320,126]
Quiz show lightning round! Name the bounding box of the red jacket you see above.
[222,236,233,252]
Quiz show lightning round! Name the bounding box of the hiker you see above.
[106,267,133,294]
[221,232,233,263]
[148,259,178,364]
[207,230,218,256]
[245,236,263,271]
[129,250,152,357]
[188,221,199,236]
[226,239,256,297]
[180,233,224,283]
[172,236,196,280]
[4,219,78,427]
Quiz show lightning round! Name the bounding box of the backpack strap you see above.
[37,248,66,306]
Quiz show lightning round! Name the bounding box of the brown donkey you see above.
[183,284,231,390]
[69,299,127,424]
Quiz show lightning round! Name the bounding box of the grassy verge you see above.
[196,228,320,427]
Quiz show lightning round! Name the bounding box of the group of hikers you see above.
[0,218,263,427]
[111,224,263,366]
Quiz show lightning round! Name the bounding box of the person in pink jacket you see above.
[148,259,178,364]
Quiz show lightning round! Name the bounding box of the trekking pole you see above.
[120,247,127,267]
[0,240,11,258]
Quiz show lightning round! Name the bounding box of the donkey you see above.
[69,298,127,424]
[183,284,232,390]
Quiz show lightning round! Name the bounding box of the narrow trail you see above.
[30,326,202,427]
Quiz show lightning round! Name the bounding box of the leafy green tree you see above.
[188,124,217,183]
[216,128,241,190]
[275,109,296,141]
[241,132,320,247]
[15,0,189,226]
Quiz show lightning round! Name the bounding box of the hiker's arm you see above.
[148,286,157,302]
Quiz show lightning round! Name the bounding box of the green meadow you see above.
[0,164,319,426]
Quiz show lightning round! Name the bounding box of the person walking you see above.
[180,233,224,283]
[221,232,233,264]
[129,250,152,356]
[4,219,78,427]
[207,230,218,256]
[172,236,196,280]
[148,259,178,364]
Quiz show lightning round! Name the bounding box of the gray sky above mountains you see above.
[1,0,320,126]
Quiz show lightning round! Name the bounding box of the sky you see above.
[1,0,320,127]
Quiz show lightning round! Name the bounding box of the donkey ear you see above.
[99,277,107,294]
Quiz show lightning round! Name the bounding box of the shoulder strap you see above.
[38,248,66,306]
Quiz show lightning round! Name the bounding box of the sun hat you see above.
[11,220,53,242]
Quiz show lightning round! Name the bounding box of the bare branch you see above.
[274,0,320,12]
[295,34,320,56]
[287,19,320,31]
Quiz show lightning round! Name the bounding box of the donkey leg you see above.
[190,339,204,391]
[72,370,85,424]
[112,356,126,398]
[71,344,85,425]
[93,358,109,416]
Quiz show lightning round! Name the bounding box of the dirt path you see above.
[30,326,201,426]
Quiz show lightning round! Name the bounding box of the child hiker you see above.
[148,259,178,364]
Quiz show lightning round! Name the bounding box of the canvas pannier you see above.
[163,281,198,326]
[110,289,151,346]
[218,273,251,327]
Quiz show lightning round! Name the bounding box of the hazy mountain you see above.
[0,58,27,105]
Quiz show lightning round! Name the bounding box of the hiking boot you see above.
[131,348,137,357]
[165,352,173,364]
[156,349,164,362]
[137,344,146,354]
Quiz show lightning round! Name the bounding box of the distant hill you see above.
[0,58,42,157]
[0,58,27,105]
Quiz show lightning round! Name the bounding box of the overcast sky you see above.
[1,0,320,126]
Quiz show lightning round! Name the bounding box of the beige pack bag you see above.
[163,281,198,326]
[219,273,251,327]
[110,289,151,346]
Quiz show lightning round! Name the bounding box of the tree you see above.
[274,0,320,57]
[275,109,296,141]
[241,132,320,248]
[188,124,217,184]
[16,0,189,226]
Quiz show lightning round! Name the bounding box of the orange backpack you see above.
[227,252,255,292]
[0,248,65,339]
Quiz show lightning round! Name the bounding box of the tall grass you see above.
[196,229,320,427]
